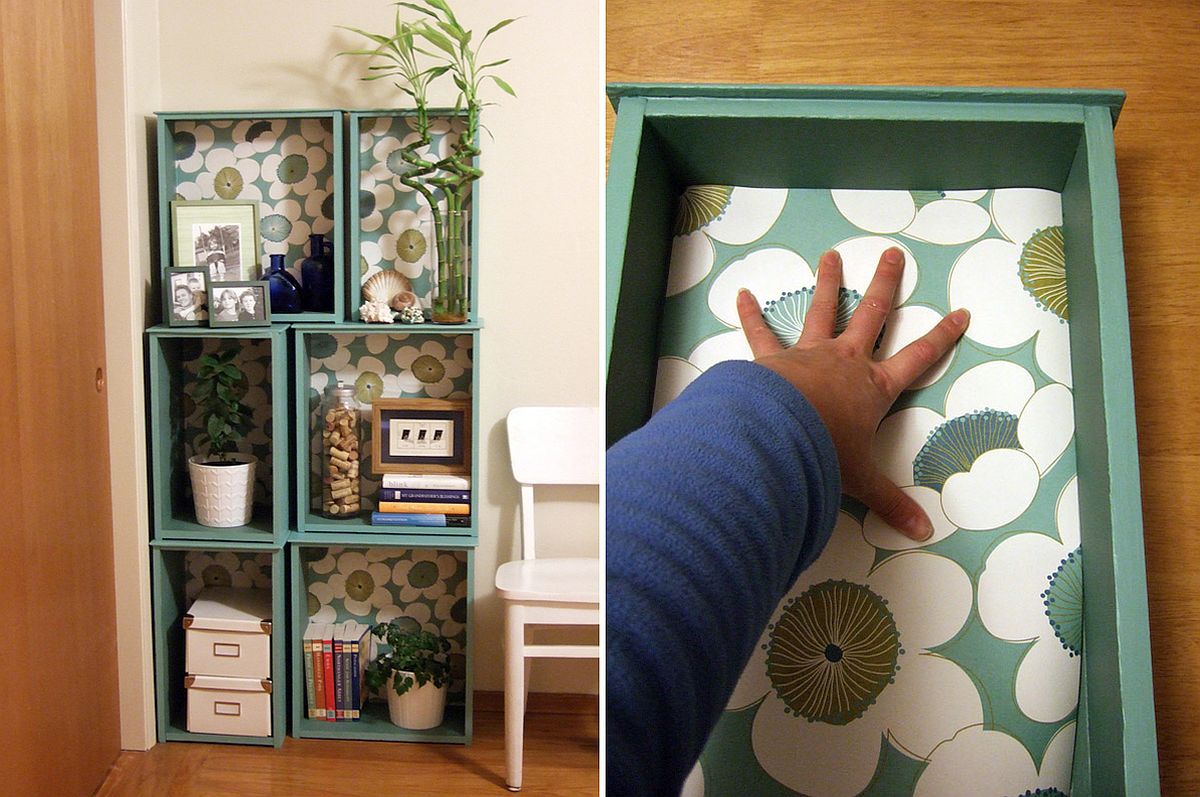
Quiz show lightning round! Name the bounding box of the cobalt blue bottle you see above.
[300,233,334,312]
[265,253,301,313]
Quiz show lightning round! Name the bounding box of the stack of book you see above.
[371,473,471,528]
[302,620,371,721]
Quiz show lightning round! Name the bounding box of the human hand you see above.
[738,247,969,541]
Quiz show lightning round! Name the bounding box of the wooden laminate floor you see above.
[96,696,598,796]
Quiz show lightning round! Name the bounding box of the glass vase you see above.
[265,253,301,313]
[300,233,334,312]
[432,209,469,324]
[319,382,361,519]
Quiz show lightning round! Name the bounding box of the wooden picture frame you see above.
[171,199,260,283]
[371,398,470,475]
[209,281,272,327]
[164,266,210,327]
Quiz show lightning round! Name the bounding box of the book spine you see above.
[312,634,325,719]
[370,512,470,527]
[378,501,470,515]
[379,488,470,503]
[349,635,361,720]
[380,474,470,490]
[303,637,317,720]
[323,636,335,721]
[333,636,345,720]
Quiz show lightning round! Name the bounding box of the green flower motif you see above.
[766,579,901,725]
[307,334,338,359]
[174,130,197,161]
[1042,547,1082,657]
[674,185,733,236]
[322,193,335,221]
[396,229,427,263]
[359,189,376,219]
[214,166,243,199]
[344,569,376,603]
[306,592,320,616]
[355,371,384,404]
[410,354,446,384]
[1019,225,1068,321]
[386,148,409,177]
[244,120,273,145]
[913,409,1021,493]
[278,153,309,184]
[201,564,232,588]
[260,213,291,243]
[407,560,440,589]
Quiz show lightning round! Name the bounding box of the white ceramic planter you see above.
[188,453,257,527]
[386,672,448,730]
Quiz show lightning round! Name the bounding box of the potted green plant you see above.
[186,347,256,527]
[364,622,451,729]
[339,0,516,323]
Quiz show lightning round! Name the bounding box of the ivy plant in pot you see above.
[187,347,257,527]
[364,622,451,730]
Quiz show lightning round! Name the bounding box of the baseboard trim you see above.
[474,690,598,716]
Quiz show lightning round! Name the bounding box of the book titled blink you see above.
[370,512,470,527]
[380,473,470,490]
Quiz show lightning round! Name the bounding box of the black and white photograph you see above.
[170,199,260,281]
[165,266,209,327]
[208,281,271,327]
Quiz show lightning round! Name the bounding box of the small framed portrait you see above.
[208,281,272,327]
[170,199,260,283]
[164,266,210,327]
[371,398,470,475]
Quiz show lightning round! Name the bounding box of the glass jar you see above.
[320,382,361,518]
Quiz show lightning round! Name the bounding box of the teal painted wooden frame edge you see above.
[155,110,346,324]
[606,83,1126,122]
[287,542,474,743]
[290,324,480,544]
[151,542,286,748]
[147,326,289,545]
[346,109,480,325]
[604,85,1158,793]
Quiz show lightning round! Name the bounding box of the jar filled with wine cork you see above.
[320,382,361,518]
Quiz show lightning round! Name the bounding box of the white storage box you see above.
[186,674,272,737]
[184,587,272,678]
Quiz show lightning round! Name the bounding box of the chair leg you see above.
[504,603,525,791]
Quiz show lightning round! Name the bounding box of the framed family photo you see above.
[371,398,470,475]
[170,199,260,283]
[208,281,271,327]
[164,266,210,327]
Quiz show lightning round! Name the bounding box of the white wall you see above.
[99,0,600,748]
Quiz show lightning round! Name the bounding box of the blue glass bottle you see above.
[266,253,301,313]
[300,233,334,312]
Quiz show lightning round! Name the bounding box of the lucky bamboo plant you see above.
[339,0,516,322]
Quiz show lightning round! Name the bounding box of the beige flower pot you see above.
[188,453,257,527]
[386,672,448,730]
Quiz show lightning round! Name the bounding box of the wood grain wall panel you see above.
[607,0,1200,791]
[0,0,121,792]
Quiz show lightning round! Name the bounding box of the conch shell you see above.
[363,270,413,303]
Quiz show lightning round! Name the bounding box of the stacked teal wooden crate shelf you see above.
[146,108,479,747]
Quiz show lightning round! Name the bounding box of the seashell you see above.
[389,290,420,312]
[359,300,395,323]
[363,270,413,303]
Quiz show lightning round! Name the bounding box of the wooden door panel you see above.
[0,0,121,792]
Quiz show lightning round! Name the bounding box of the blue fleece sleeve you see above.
[605,360,842,797]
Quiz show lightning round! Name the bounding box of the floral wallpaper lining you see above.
[658,187,1080,797]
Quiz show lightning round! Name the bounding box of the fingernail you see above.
[909,517,934,541]
[738,287,755,302]
[884,247,903,265]
[950,308,970,328]
[822,250,842,267]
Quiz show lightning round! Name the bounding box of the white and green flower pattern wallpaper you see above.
[176,338,274,509]
[170,118,335,276]
[301,546,469,697]
[184,550,273,603]
[305,332,473,510]
[357,116,468,302]
[657,187,1080,797]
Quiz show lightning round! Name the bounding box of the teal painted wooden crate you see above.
[156,110,346,323]
[288,541,474,743]
[606,84,1157,795]
[347,110,481,323]
[150,541,286,747]
[146,326,290,545]
[291,324,481,542]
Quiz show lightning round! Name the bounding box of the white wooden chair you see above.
[495,406,601,791]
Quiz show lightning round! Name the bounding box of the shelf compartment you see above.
[150,541,285,747]
[147,327,289,544]
[292,325,479,540]
[156,110,346,323]
[288,542,473,743]
[348,110,479,324]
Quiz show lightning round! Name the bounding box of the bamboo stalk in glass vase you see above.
[339,0,517,324]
